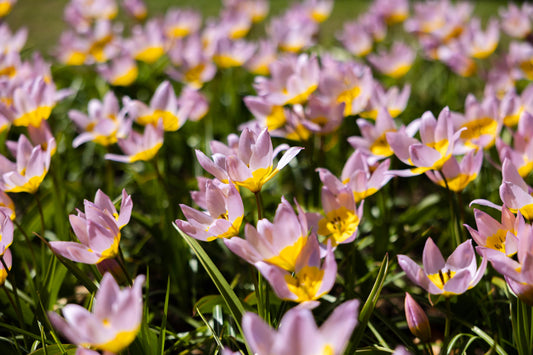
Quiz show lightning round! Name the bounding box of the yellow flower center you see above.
[285,84,318,105]
[520,60,533,81]
[5,171,47,194]
[486,229,514,255]
[138,110,180,131]
[460,117,498,149]
[284,265,324,302]
[111,66,138,87]
[318,207,360,246]
[266,105,286,131]
[427,269,456,291]
[95,327,140,353]
[184,64,207,88]
[213,55,244,68]
[337,86,361,117]
[265,236,306,272]
[135,46,165,64]
[206,215,243,241]
[128,142,163,163]
[386,63,412,79]
[437,172,477,192]
[369,132,394,157]
[235,166,278,193]
[13,106,53,127]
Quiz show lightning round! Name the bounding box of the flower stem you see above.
[1,256,28,349]
[34,193,45,239]
[437,170,462,247]
[254,190,264,221]
[440,298,452,355]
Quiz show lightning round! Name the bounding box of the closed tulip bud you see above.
[405,293,431,343]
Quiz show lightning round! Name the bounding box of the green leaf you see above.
[28,344,77,355]
[348,253,389,351]
[194,295,229,316]
[159,276,171,355]
[173,224,248,349]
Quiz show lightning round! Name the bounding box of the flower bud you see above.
[404,292,431,342]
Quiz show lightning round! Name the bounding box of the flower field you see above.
[1,0,533,354]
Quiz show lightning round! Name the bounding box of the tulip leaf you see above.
[159,276,171,355]
[194,295,229,315]
[28,345,77,355]
[174,224,248,345]
[349,253,389,351]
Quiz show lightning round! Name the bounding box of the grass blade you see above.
[349,253,389,351]
[173,224,249,349]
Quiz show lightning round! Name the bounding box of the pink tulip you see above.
[50,190,132,264]
[48,273,144,354]
[255,235,337,305]
[176,181,244,241]
[398,238,487,296]
[225,197,309,272]
[242,299,359,355]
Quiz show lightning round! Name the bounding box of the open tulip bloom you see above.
[49,189,132,264]
[0,133,52,193]
[398,238,487,296]
[387,107,463,177]
[466,206,520,257]
[255,235,337,305]
[242,299,359,355]
[478,219,533,305]
[196,127,303,193]
[176,180,244,241]
[48,273,145,354]
[225,197,310,272]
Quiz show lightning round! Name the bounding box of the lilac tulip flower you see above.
[242,299,359,355]
[425,149,483,191]
[0,248,12,285]
[314,186,364,246]
[387,107,462,177]
[348,109,399,161]
[0,76,70,127]
[317,149,393,203]
[104,121,164,163]
[398,238,487,296]
[466,206,520,257]
[499,159,533,220]
[196,127,303,193]
[497,111,533,177]
[359,82,411,120]
[0,134,52,194]
[167,34,217,89]
[368,42,415,79]
[50,189,132,264]
[254,53,319,106]
[176,181,244,241]
[478,219,533,305]
[225,197,310,272]
[49,273,144,354]
[255,236,337,306]
[69,91,129,147]
[0,209,13,255]
[125,80,191,132]
[126,20,166,64]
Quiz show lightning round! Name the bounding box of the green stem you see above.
[116,246,133,286]
[254,191,264,221]
[1,256,28,350]
[441,298,452,355]
[437,170,461,247]
[34,193,45,239]
[12,219,37,271]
